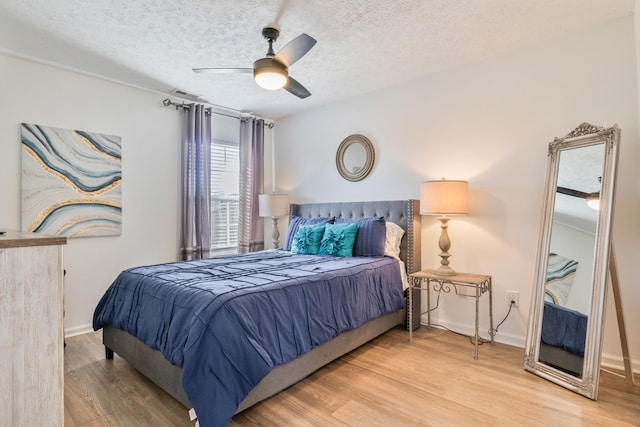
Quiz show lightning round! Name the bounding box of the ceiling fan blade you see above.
[557,186,591,199]
[192,68,252,74]
[283,76,311,99]
[274,33,316,68]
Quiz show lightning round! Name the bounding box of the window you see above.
[210,139,239,255]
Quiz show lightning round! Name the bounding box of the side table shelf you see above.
[408,269,494,359]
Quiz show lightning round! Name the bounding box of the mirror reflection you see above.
[344,143,366,173]
[336,134,375,182]
[539,143,604,378]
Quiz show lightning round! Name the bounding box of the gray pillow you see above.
[335,216,386,257]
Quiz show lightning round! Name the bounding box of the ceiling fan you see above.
[193,26,317,99]
[557,186,600,209]
[557,175,601,208]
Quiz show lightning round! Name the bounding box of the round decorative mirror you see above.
[336,134,375,182]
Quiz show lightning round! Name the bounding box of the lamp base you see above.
[435,215,456,276]
[434,265,457,276]
[271,217,281,249]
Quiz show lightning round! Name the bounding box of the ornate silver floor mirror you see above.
[524,123,624,399]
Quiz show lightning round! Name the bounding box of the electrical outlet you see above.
[507,291,519,307]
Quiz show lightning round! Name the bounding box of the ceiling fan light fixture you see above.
[586,195,600,210]
[255,69,287,90]
[253,59,288,90]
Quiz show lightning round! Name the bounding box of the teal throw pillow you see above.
[319,222,358,257]
[291,224,326,255]
[283,216,333,251]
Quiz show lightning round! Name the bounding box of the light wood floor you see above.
[64,327,640,426]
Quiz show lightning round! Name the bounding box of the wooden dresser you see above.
[0,230,67,425]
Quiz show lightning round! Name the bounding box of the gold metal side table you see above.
[408,269,494,359]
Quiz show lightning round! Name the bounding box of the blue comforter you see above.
[93,250,404,426]
[541,301,587,356]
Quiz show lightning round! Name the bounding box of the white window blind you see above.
[210,139,239,255]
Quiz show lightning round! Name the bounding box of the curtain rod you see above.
[162,98,274,128]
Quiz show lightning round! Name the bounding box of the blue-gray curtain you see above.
[180,104,212,260]
[238,118,265,253]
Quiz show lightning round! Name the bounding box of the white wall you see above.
[275,15,640,368]
[549,223,595,315]
[0,55,182,335]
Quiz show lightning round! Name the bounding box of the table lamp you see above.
[258,193,290,249]
[420,179,468,276]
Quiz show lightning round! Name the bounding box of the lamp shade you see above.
[258,193,290,217]
[420,179,469,215]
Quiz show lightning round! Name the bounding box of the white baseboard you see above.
[64,323,93,338]
[601,352,640,374]
[419,315,526,348]
[420,315,639,374]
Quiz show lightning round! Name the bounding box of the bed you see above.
[93,200,421,426]
[539,301,587,376]
[538,252,586,377]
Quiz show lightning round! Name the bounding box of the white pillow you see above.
[384,221,405,259]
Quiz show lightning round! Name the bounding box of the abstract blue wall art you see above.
[21,123,122,237]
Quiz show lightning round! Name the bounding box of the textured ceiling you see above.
[0,0,634,119]
[555,142,604,232]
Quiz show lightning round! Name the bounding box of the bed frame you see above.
[103,199,421,413]
[538,343,584,377]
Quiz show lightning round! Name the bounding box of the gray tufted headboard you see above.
[289,200,421,275]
